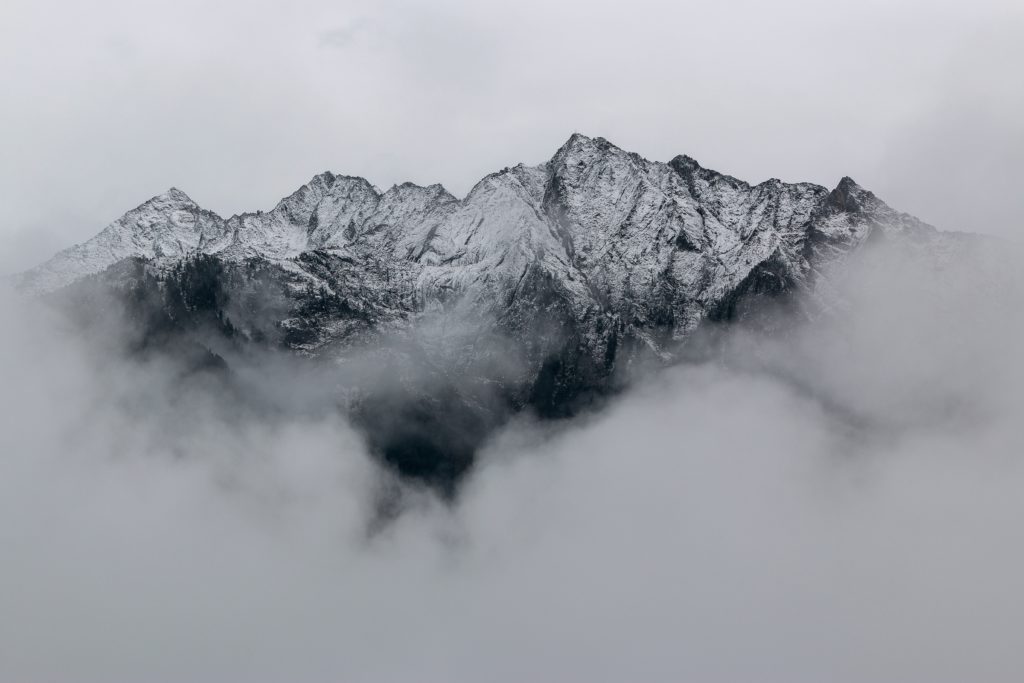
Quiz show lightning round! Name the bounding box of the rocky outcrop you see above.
[18,134,960,490]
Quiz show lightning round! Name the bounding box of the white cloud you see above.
[1,237,1023,681]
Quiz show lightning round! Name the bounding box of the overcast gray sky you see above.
[1,0,1022,274]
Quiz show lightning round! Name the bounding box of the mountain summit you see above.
[17,135,960,489]
[20,134,937,302]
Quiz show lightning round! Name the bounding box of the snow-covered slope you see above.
[20,133,948,348]
[20,133,971,487]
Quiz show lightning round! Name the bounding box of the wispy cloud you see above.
[318,17,372,49]
[1,237,1023,681]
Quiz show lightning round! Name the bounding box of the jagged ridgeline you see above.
[17,134,962,492]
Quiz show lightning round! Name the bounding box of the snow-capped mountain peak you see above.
[16,134,975,487]
[19,134,946,324]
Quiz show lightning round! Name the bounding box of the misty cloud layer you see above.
[2,237,1023,682]
[2,0,1023,276]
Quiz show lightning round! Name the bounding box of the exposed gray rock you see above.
[18,134,967,490]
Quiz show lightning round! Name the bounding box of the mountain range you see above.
[16,134,968,491]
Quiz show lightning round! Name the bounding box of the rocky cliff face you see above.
[17,134,961,491]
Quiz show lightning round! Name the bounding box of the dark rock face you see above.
[21,134,961,491]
